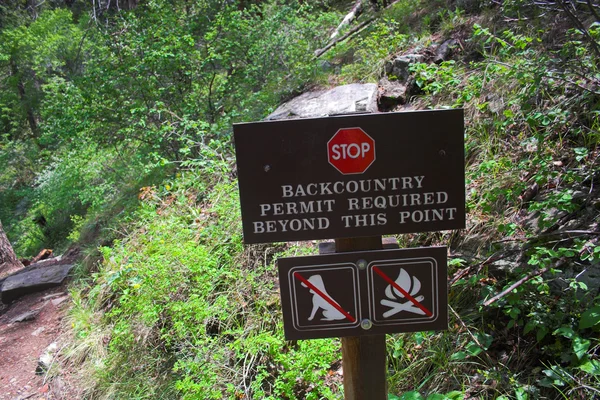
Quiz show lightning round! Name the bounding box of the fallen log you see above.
[329,0,364,40]
[30,248,53,264]
[315,0,404,59]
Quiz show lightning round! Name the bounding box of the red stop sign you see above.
[327,127,376,175]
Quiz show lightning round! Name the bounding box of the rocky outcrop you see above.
[384,54,425,82]
[266,83,378,120]
[378,77,408,110]
[282,39,458,116]
[434,39,458,64]
[380,53,425,110]
[0,262,75,304]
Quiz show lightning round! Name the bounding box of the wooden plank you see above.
[341,335,387,400]
[318,237,399,254]
[334,236,387,400]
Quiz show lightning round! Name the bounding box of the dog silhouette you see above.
[301,274,345,321]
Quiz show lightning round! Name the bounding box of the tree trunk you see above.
[9,59,40,141]
[0,219,23,275]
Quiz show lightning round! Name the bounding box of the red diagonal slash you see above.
[372,266,433,317]
[293,272,356,323]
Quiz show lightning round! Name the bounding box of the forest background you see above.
[1,0,600,399]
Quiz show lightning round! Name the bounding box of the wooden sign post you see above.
[335,236,386,400]
[279,241,448,398]
[342,333,387,399]
[233,110,463,399]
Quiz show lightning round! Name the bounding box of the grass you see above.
[64,169,344,399]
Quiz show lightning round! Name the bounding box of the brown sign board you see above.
[278,246,447,340]
[233,109,465,244]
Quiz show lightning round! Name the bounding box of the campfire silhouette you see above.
[380,268,426,318]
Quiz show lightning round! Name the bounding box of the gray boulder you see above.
[378,77,407,109]
[434,39,458,64]
[385,54,425,82]
[10,308,41,323]
[1,263,74,304]
[265,83,378,120]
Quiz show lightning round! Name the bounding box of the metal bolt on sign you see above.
[360,319,373,330]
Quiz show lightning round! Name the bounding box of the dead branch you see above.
[330,0,364,41]
[483,266,550,307]
[449,251,513,286]
[556,0,600,59]
[493,230,600,245]
[314,0,403,59]
[489,60,600,96]
[548,72,600,96]
[537,229,600,237]
[449,305,496,365]
[587,0,600,21]
[314,17,375,58]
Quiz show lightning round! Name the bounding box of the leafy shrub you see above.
[68,169,342,399]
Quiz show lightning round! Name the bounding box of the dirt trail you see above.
[0,276,80,399]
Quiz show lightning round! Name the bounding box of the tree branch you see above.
[314,17,374,58]
[449,251,515,286]
[492,230,600,245]
[556,0,600,60]
[483,266,550,307]
[489,60,600,96]
[314,0,403,59]
[587,0,600,22]
[330,0,364,40]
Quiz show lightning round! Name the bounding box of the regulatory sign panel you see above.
[234,109,464,244]
[278,247,447,340]
[368,259,440,326]
[287,264,361,332]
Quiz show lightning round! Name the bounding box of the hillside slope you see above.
[1,0,599,399]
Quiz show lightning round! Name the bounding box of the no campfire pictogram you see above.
[368,258,440,326]
[372,266,433,317]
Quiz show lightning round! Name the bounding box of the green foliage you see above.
[328,0,422,82]
[389,391,465,400]
[0,0,341,255]
[410,61,464,99]
[369,5,600,399]
[580,306,600,330]
[0,9,81,140]
[336,19,410,82]
[68,170,341,398]
[4,0,600,399]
